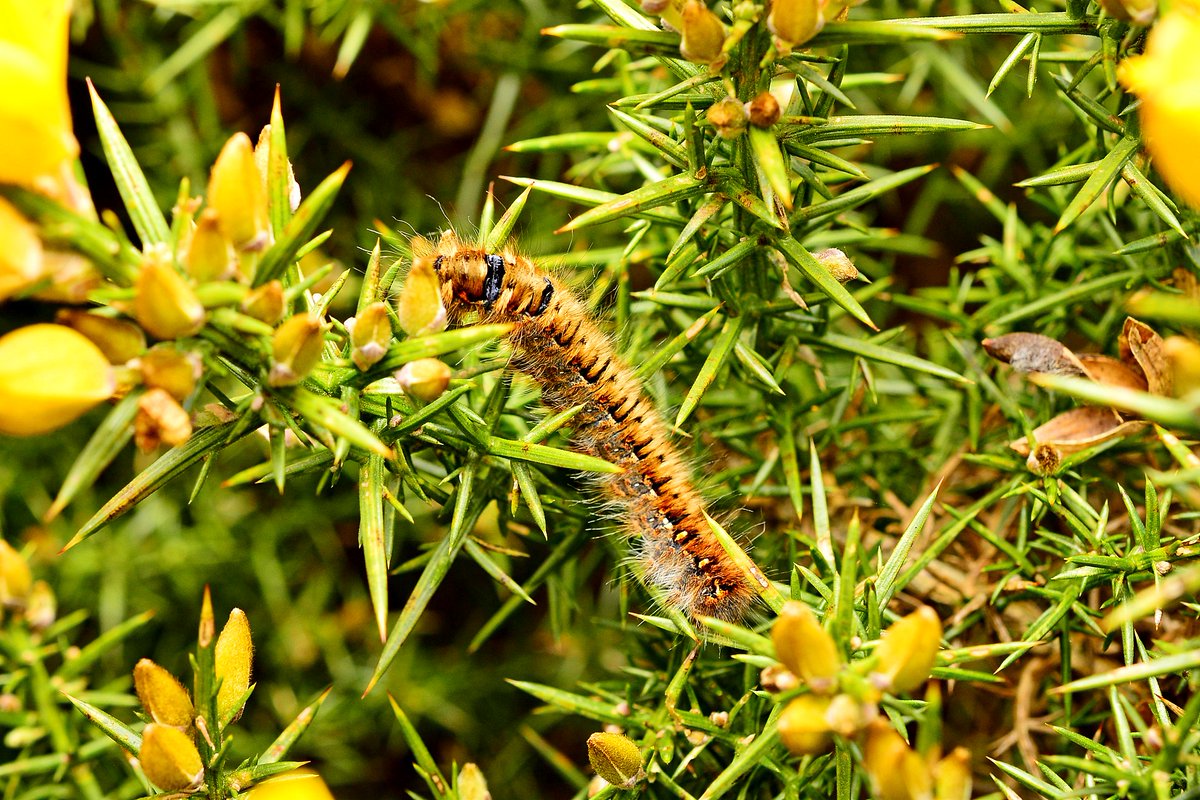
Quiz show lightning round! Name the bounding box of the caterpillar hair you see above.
[418,231,761,622]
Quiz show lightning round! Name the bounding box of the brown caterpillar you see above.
[415,232,758,622]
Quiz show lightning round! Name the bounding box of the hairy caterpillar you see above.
[417,232,759,622]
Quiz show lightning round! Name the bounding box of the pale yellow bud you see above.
[587,732,643,789]
[871,607,942,694]
[458,763,492,800]
[139,346,201,402]
[208,132,269,250]
[245,769,335,800]
[825,692,869,737]
[139,724,204,792]
[186,209,236,282]
[863,721,932,800]
[777,694,833,756]
[25,580,56,629]
[680,0,727,67]
[395,358,452,402]
[270,314,326,386]
[350,301,393,371]
[56,309,146,365]
[933,747,972,800]
[768,0,824,50]
[215,608,253,723]
[0,541,33,607]
[772,602,841,692]
[396,255,447,337]
[706,97,749,139]
[254,124,302,213]
[241,280,286,325]
[134,388,193,452]
[133,658,194,729]
[0,324,115,436]
[0,196,43,301]
[135,250,207,340]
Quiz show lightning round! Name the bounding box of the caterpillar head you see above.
[431,249,506,307]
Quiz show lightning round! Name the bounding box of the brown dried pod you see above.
[1077,354,1149,392]
[1009,406,1147,459]
[1120,317,1172,396]
[982,332,1086,376]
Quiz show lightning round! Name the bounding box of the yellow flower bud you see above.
[186,209,236,282]
[350,302,393,371]
[0,540,32,607]
[254,124,302,214]
[777,694,833,756]
[0,324,115,436]
[270,314,327,386]
[208,132,269,250]
[25,580,56,629]
[1119,8,1200,208]
[241,280,286,325]
[813,248,861,284]
[0,0,79,185]
[768,0,824,50]
[772,602,841,693]
[246,769,335,800]
[706,97,749,139]
[933,747,972,800]
[871,607,942,694]
[134,388,193,452]
[139,346,201,402]
[138,724,204,792]
[56,309,147,365]
[135,250,207,340]
[863,721,932,800]
[680,0,727,67]
[0,196,43,300]
[586,732,643,789]
[458,763,492,800]
[215,608,253,723]
[395,358,452,402]
[134,658,195,730]
[825,692,869,737]
[396,255,447,337]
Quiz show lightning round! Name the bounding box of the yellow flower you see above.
[870,607,942,694]
[0,324,114,436]
[1119,6,1200,208]
[246,769,335,800]
[0,0,78,185]
[772,602,841,693]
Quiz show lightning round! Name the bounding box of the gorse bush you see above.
[2,0,1200,798]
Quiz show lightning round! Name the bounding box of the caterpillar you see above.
[416,231,760,622]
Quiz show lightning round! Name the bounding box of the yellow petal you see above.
[0,539,33,606]
[871,607,942,694]
[246,769,336,800]
[139,724,204,792]
[0,196,43,300]
[208,132,269,250]
[134,658,194,730]
[215,608,253,723]
[1119,8,1200,208]
[777,694,834,756]
[135,252,207,340]
[0,0,77,184]
[0,324,114,436]
[772,602,841,692]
